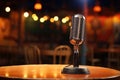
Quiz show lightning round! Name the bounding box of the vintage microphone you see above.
[61,14,89,74]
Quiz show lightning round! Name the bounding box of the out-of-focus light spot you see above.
[113,16,120,26]
[53,73,57,78]
[5,6,11,12]
[50,18,54,23]
[34,3,42,10]
[23,73,28,78]
[5,73,9,77]
[43,15,49,21]
[62,18,67,23]
[40,17,45,23]
[23,70,28,78]
[69,22,72,26]
[33,74,37,78]
[93,5,101,12]
[54,16,59,21]
[24,12,29,18]
[113,16,119,22]
[32,14,38,21]
[39,72,43,77]
[65,16,70,21]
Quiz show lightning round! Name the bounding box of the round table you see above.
[0,64,119,80]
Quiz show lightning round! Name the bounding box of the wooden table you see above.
[0,64,120,80]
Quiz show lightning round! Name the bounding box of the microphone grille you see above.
[70,14,85,40]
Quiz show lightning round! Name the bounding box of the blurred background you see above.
[0,0,120,70]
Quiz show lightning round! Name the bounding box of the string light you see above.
[24,12,29,18]
[50,18,54,23]
[5,6,11,12]
[65,16,70,21]
[30,13,71,24]
[54,16,59,21]
[40,17,45,23]
[32,14,38,21]
[62,18,66,23]
[43,15,49,21]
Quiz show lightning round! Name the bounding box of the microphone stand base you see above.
[61,66,90,74]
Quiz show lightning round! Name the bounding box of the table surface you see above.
[0,64,120,80]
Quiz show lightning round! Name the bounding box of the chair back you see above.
[24,45,41,64]
[108,45,120,69]
[53,45,72,64]
[87,45,100,65]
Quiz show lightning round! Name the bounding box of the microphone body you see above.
[70,14,85,45]
[61,14,89,74]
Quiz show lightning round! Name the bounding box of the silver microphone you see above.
[61,14,89,74]
[70,14,85,45]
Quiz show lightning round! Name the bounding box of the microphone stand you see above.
[73,44,80,67]
[61,42,89,74]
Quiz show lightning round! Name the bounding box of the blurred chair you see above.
[24,45,41,64]
[108,45,120,69]
[53,45,72,64]
[87,45,101,65]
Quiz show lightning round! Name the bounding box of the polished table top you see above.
[0,64,120,79]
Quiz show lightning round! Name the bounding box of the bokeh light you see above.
[54,16,59,21]
[5,6,11,12]
[34,3,42,10]
[40,17,45,23]
[32,14,38,21]
[24,12,29,18]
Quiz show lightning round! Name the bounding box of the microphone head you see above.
[70,14,85,45]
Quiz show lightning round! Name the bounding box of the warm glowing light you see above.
[62,18,67,23]
[69,22,71,26]
[23,70,28,78]
[113,16,120,24]
[34,3,42,10]
[24,12,29,18]
[23,74,28,78]
[33,74,37,78]
[5,73,9,77]
[40,17,45,23]
[50,18,54,23]
[5,6,11,12]
[53,73,57,78]
[40,72,44,77]
[43,15,49,21]
[93,5,101,12]
[32,14,38,21]
[54,16,59,21]
[32,14,36,18]
[65,16,70,21]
